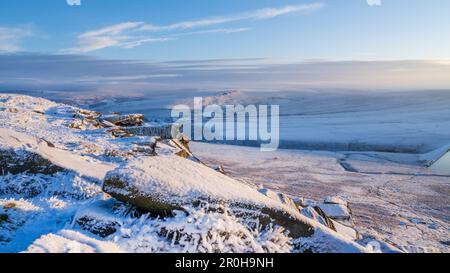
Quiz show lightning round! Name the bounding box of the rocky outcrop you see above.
[102,155,321,238]
[255,187,361,240]
[258,187,299,211]
[317,197,355,227]
[102,114,144,127]
[103,156,298,214]
[0,128,116,180]
[103,175,180,216]
[0,149,64,175]
[300,206,336,230]
[297,196,361,240]
[215,165,226,174]
[0,135,65,176]
[259,208,314,238]
[123,124,181,139]
[74,200,121,238]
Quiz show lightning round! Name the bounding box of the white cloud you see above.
[120,37,175,49]
[3,54,450,91]
[66,0,81,6]
[367,0,382,6]
[64,22,173,53]
[80,22,144,39]
[139,3,324,32]
[170,28,251,37]
[0,26,34,52]
[66,3,324,53]
[76,74,181,83]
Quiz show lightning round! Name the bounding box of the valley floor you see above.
[191,142,450,253]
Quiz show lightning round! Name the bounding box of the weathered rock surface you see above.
[301,206,335,229]
[103,156,320,237]
[103,156,300,214]
[74,200,120,238]
[0,128,116,180]
[103,114,144,127]
[123,124,181,139]
[0,131,64,175]
[0,149,64,175]
[215,165,226,174]
[258,187,299,212]
[318,197,355,227]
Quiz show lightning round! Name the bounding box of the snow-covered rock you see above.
[300,206,360,241]
[103,156,309,228]
[300,206,332,228]
[317,198,355,227]
[324,196,348,207]
[103,114,144,127]
[0,128,116,180]
[73,199,121,238]
[330,220,360,241]
[0,130,64,175]
[258,187,299,211]
[103,156,369,252]
[123,124,181,140]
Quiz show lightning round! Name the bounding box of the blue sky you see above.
[1,0,449,61]
[1,0,450,93]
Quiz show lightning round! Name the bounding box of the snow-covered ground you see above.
[190,142,450,253]
[1,92,449,253]
[1,94,373,253]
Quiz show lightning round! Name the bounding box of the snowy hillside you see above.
[0,94,380,253]
[87,89,450,153]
